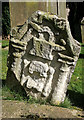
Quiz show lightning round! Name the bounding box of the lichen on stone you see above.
[7,10,81,105]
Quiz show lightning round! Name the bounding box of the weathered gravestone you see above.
[81,17,84,43]
[9,1,66,28]
[7,11,81,105]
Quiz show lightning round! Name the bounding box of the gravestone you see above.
[7,11,81,105]
[81,18,84,43]
[9,1,66,28]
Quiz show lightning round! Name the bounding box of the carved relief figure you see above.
[7,11,81,104]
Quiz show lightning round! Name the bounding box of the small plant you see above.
[27,96,35,104]
[50,97,72,108]
[59,97,72,108]
[27,95,48,105]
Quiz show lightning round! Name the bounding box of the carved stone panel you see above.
[7,11,81,105]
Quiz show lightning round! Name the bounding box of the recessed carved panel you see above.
[7,11,81,105]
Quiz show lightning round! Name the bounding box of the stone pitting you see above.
[7,10,81,105]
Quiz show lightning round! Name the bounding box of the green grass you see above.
[27,95,48,105]
[2,40,9,48]
[2,49,8,80]
[1,40,9,80]
[1,40,84,109]
[80,42,84,54]
[59,97,72,108]
[2,85,27,101]
[80,43,84,46]
[68,42,84,94]
[67,42,84,109]
[68,59,83,94]
[81,46,84,54]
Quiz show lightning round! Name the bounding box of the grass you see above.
[2,49,8,80]
[59,97,71,108]
[2,39,9,48]
[27,95,48,105]
[2,85,27,101]
[1,40,84,109]
[80,43,84,54]
[81,46,84,54]
[68,59,83,94]
[67,44,84,109]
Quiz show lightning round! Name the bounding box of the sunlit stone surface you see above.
[7,11,81,104]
